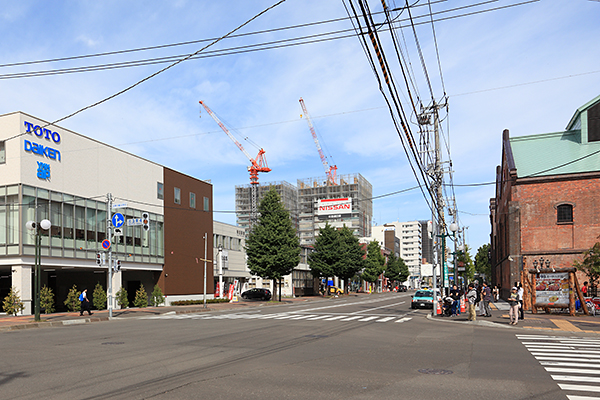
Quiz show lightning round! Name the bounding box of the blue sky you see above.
[1,0,599,255]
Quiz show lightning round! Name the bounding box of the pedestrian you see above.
[477,284,485,316]
[482,282,492,317]
[508,287,519,325]
[79,289,93,316]
[515,282,524,321]
[493,285,499,302]
[466,284,477,321]
[449,284,462,316]
[583,281,589,298]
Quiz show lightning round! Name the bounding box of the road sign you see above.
[112,203,127,209]
[101,239,111,250]
[112,213,124,228]
[113,227,123,236]
[127,218,143,226]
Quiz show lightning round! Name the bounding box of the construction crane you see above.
[299,97,337,185]
[199,100,271,229]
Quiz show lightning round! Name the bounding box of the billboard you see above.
[317,198,352,219]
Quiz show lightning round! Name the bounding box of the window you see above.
[0,141,5,164]
[157,182,164,200]
[174,187,181,205]
[204,196,210,211]
[190,192,196,209]
[557,204,573,224]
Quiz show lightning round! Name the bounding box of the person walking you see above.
[482,282,493,317]
[508,287,519,325]
[583,281,589,298]
[79,289,93,316]
[467,284,477,321]
[493,285,500,302]
[516,282,524,321]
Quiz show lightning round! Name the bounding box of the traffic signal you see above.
[113,260,121,272]
[96,252,102,265]
[142,212,149,232]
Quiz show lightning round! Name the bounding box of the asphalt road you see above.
[1,292,597,400]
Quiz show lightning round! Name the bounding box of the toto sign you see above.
[317,198,352,218]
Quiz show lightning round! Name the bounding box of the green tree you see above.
[64,285,81,312]
[151,284,165,306]
[93,282,107,310]
[3,286,25,316]
[116,287,129,309]
[245,188,300,301]
[574,238,600,295]
[308,223,339,288]
[384,253,409,285]
[133,284,148,308]
[40,285,55,314]
[474,244,491,279]
[332,226,365,293]
[457,245,475,282]
[363,240,385,284]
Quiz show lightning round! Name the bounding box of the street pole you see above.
[218,245,223,299]
[203,233,207,308]
[432,101,443,317]
[34,230,40,322]
[107,193,113,319]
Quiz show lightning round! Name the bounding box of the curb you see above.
[0,316,110,332]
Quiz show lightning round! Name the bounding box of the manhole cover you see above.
[418,369,453,375]
[101,342,124,345]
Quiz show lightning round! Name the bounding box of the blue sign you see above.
[37,161,50,180]
[24,140,61,161]
[24,121,61,143]
[102,239,111,250]
[112,213,124,228]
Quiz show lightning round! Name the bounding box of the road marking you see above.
[306,315,330,320]
[546,367,600,374]
[340,316,362,321]
[567,395,600,400]
[376,317,395,322]
[289,315,315,320]
[542,361,600,369]
[358,316,378,322]
[350,301,406,315]
[325,316,346,321]
[553,375,600,383]
[559,384,600,393]
[551,319,583,332]
[395,317,412,323]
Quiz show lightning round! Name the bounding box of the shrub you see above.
[150,284,165,306]
[40,285,55,314]
[64,285,81,312]
[3,286,25,316]
[171,298,230,306]
[116,287,129,309]
[133,284,148,308]
[93,282,107,310]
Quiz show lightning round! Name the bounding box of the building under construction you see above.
[235,181,299,233]
[297,173,372,246]
[235,173,372,247]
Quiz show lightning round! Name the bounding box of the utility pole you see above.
[107,193,113,318]
[203,233,207,309]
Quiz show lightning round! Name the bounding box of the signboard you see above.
[317,198,352,219]
[127,218,143,226]
[535,272,570,305]
[113,228,123,237]
[101,239,111,250]
[112,203,127,209]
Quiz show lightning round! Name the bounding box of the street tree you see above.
[384,253,409,286]
[457,245,475,282]
[332,226,365,293]
[574,237,600,295]
[362,240,385,286]
[308,222,338,284]
[474,244,491,279]
[245,188,300,301]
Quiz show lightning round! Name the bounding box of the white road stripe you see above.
[358,316,378,322]
[274,315,295,319]
[559,383,600,393]
[340,316,362,321]
[541,361,600,369]
[529,349,600,355]
[552,375,600,383]
[396,317,412,323]
[546,367,600,375]
[289,315,315,320]
[523,342,600,348]
[306,315,330,320]
[532,353,600,359]
[536,356,600,363]
[567,395,600,400]
[376,317,396,322]
[325,316,346,321]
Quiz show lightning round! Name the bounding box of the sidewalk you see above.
[431,299,600,334]
[0,295,326,333]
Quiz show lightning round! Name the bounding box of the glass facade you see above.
[0,184,164,263]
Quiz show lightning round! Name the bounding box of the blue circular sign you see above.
[112,213,124,228]
[102,239,111,250]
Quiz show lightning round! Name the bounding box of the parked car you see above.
[398,285,407,292]
[241,288,272,301]
[410,289,441,309]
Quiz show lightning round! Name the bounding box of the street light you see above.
[217,244,223,299]
[26,219,51,322]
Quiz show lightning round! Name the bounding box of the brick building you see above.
[490,94,600,299]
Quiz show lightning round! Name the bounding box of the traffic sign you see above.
[101,239,111,250]
[127,218,143,226]
[112,213,124,228]
[112,203,127,209]
[113,227,123,236]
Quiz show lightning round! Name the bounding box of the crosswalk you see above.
[144,311,413,324]
[518,334,600,399]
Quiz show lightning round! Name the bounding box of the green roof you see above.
[509,94,600,178]
[510,130,600,178]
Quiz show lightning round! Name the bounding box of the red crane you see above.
[299,98,337,185]
[199,100,271,227]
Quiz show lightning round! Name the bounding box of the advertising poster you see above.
[535,272,570,305]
